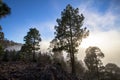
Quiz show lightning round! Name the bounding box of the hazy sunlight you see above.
[80,34,103,48]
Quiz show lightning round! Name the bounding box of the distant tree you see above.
[52,4,89,74]
[0,26,4,47]
[105,63,120,80]
[21,28,41,61]
[20,44,33,61]
[37,53,52,65]
[9,50,17,61]
[49,38,63,59]
[0,0,11,18]
[0,26,4,48]
[0,26,4,59]
[0,26,4,40]
[0,44,4,61]
[73,58,86,79]
[2,50,9,61]
[2,50,18,61]
[84,46,104,80]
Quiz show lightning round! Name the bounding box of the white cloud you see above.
[84,10,117,30]
[77,2,120,66]
[79,30,120,66]
[40,40,51,53]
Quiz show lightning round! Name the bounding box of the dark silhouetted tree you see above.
[0,0,11,18]
[2,50,9,61]
[0,26,4,40]
[76,61,86,79]
[21,28,41,61]
[0,44,4,61]
[37,52,52,65]
[20,44,33,61]
[84,46,104,80]
[105,63,120,80]
[2,50,18,61]
[0,0,10,59]
[52,4,89,74]
[0,0,10,43]
[0,26,4,60]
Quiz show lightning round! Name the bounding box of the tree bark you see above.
[69,21,75,75]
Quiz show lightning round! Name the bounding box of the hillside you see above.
[0,39,22,51]
[0,62,78,80]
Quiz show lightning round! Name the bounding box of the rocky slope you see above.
[0,62,78,80]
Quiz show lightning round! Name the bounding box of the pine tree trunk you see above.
[33,51,35,61]
[69,22,75,75]
[33,39,36,62]
[71,52,75,74]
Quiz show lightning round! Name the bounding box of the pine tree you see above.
[52,4,89,74]
[0,26,4,59]
[22,28,41,61]
[0,0,11,18]
[84,46,104,80]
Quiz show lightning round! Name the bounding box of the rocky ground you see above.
[0,61,78,80]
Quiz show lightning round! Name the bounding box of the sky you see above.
[1,0,120,66]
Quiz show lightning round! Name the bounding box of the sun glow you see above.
[80,34,103,48]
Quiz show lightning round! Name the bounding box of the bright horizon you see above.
[1,0,120,66]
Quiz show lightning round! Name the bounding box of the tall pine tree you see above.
[52,4,89,74]
[22,28,41,61]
